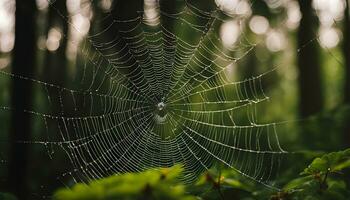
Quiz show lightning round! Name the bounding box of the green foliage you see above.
[277,148,350,200]
[189,168,254,199]
[53,149,350,200]
[53,165,195,200]
[303,149,350,175]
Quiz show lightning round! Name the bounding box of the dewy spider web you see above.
[0,0,288,190]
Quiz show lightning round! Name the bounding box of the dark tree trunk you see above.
[344,0,350,104]
[343,0,350,148]
[297,0,323,118]
[42,0,69,192]
[44,0,68,87]
[7,0,37,199]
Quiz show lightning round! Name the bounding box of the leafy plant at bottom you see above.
[53,165,195,200]
[272,148,350,200]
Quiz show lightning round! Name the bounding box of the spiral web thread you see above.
[0,0,288,190]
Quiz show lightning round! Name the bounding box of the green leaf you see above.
[53,165,196,200]
[283,176,313,191]
[303,157,328,175]
[333,160,350,171]
[303,148,350,175]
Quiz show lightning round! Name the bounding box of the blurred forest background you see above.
[0,0,349,199]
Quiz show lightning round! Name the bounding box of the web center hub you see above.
[154,102,167,123]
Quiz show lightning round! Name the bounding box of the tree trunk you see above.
[297,0,323,118]
[344,0,350,104]
[343,0,350,148]
[7,0,37,199]
[42,0,69,192]
[44,0,68,87]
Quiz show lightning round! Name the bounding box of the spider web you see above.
[0,0,289,192]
